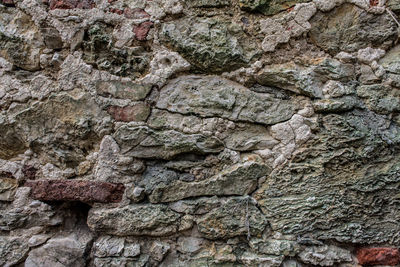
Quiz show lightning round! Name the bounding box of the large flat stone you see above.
[87,204,187,236]
[156,75,299,126]
[149,161,270,203]
[114,125,224,160]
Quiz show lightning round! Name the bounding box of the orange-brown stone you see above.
[357,248,400,266]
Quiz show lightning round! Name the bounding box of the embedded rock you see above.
[196,197,267,239]
[82,23,150,78]
[107,104,150,122]
[114,125,225,160]
[0,177,18,201]
[96,81,152,101]
[0,236,29,267]
[254,110,400,244]
[87,204,186,236]
[157,75,299,125]
[160,18,259,73]
[0,18,43,71]
[298,245,352,266]
[48,0,94,9]
[0,91,110,166]
[25,232,93,267]
[310,4,398,55]
[94,236,125,257]
[149,161,270,203]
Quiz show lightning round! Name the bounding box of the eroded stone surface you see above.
[149,161,270,203]
[160,18,259,73]
[87,204,188,236]
[196,197,267,239]
[157,75,300,125]
[1,1,399,266]
[310,4,397,55]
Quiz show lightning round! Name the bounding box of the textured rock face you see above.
[310,4,398,55]
[1,0,400,266]
[160,18,259,73]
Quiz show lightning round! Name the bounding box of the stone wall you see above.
[1,0,400,266]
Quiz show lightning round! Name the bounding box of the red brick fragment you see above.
[49,0,94,10]
[134,21,153,41]
[357,248,400,266]
[124,8,150,19]
[109,7,123,15]
[107,104,149,122]
[370,0,379,6]
[1,0,15,6]
[25,180,125,203]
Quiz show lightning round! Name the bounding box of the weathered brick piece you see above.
[357,248,400,266]
[134,21,153,41]
[25,180,125,203]
[1,0,15,6]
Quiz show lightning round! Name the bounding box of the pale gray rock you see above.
[94,235,125,257]
[282,259,304,267]
[298,245,352,266]
[156,75,299,125]
[249,238,300,256]
[177,237,204,253]
[239,251,283,267]
[114,125,224,160]
[357,47,386,64]
[28,234,51,247]
[94,135,145,183]
[0,236,29,267]
[25,232,93,267]
[168,196,221,215]
[0,189,62,231]
[93,255,149,267]
[123,243,141,257]
[196,197,267,239]
[87,204,185,236]
[150,241,170,261]
[149,161,270,203]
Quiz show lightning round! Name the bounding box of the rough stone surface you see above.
[149,160,270,203]
[87,204,188,236]
[196,197,267,239]
[356,247,400,266]
[156,75,299,125]
[25,232,93,267]
[25,180,125,203]
[160,18,259,73]
[310,4,398,55]
[1,1,400,266]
